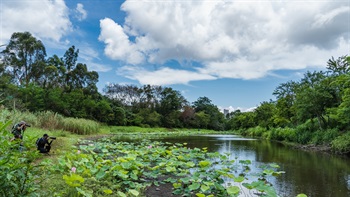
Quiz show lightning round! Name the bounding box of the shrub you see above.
[331,132,350,154]
[0,121,43,196]
[310,129,340,145]
[246,126,267,137]
[269,127,297,142]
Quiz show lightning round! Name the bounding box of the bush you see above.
[331,132,350,154]
[245,126,267,137]
[310,129,340,145]
[0,121,43,196]
[269,127,297,142]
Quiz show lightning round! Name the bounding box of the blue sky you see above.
[1,0,349,111]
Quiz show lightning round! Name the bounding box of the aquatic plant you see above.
[48,136,294,197]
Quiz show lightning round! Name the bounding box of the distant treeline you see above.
[1,32,350,152]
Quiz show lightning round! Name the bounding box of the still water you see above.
[121,134,350,197]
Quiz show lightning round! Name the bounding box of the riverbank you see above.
[17,126,347,197]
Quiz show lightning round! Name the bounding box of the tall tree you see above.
[326,56,350,76]
[63,46,79,91]
[1,32,46,86]
[294,71,334,129]
[158,87,187,127]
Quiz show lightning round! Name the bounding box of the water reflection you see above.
[116,134,350,197]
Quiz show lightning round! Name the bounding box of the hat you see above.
[43,134,49,137]
[20,121,26,125]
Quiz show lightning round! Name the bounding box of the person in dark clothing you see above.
[37,134,52,153]
[11,121,30,141]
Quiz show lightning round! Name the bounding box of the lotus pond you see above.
[47,134,350,197]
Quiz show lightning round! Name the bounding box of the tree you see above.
[180,106,196,128]
[254,101,276,129]
[294,71,334,129]
[43,55,65,88]
[1,32,46,87]
[158,87,187,128]
[326,56,350,76]
[192,97,226,130]
[63,46,79,91]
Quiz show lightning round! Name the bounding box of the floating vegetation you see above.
[44,137,297,197]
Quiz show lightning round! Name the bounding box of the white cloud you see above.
[85,62,112,72]
[119,66,216,85]
[75,3,87,21]
[0,0,72,45]
[75,43,112,72]
[219,106,256,113]
[99,0,349,85]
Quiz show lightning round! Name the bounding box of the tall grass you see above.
[0,109,100,135]
[61,117,100,135]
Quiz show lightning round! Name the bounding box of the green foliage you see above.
[50,138,285,197]
[35,111,64,130]
[244,126,267,137]
[61,117,100,135]
[0,121,44,197]
[269,127,297,142]
[310,129,340,145]
[331,132,350,154]
[0,109,100,135]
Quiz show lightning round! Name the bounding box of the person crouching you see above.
[37,134,52,153]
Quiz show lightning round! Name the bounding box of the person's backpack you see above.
[11,124,17,135]
[35,138,41,148]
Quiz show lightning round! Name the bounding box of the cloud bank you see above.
[0,0,72,44]
[99,0,349,85]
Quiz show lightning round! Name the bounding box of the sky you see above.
[1,0,349,112]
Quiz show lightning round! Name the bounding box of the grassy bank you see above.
[235,125,350,155]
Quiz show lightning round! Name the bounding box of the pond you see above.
[117,134,350,197]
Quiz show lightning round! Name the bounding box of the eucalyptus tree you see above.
[43,55,65,88]
[326,55,350,76]
[63,46,78,91]
[1,32,46,87]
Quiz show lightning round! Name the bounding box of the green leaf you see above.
[199,160,210,168]
[296,194,308,197]
[189,183,201,191]
[103,189,113,194]
[117,191,127,197]
[76,187,93,197]
[129,189,139,196]
[227,186,240,195]
[196,193,206,197]
[166,166,176,172]
[130,173,138,180]
[269,163,280,168]
[200,184,210,192]
[63,174,84,187]
[96,170,106,179]
[173,183,182,188]
[233,176,245,183]
[263,169,275,175]
[186,161,195,167]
